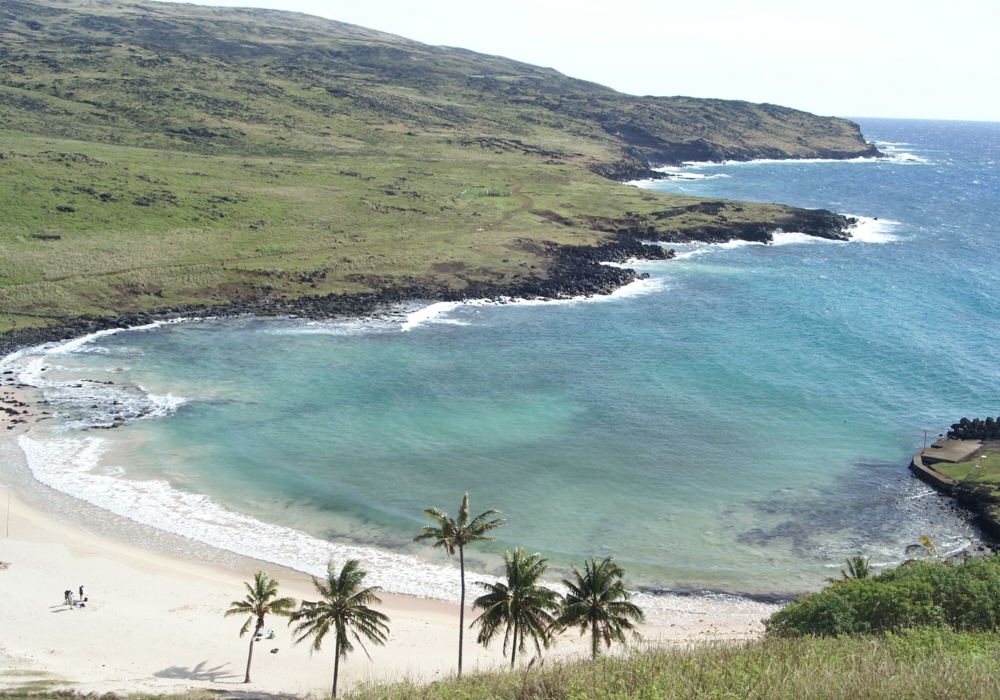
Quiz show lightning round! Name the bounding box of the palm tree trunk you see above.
[244,635,255,683]
[510,618,518,668]
[245,619,262,683]
[332,637,341,698]
[458,545,466,677]
[591,618,599,660]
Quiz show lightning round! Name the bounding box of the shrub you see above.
[765,555,1000,636]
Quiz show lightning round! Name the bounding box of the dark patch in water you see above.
[638,586,797,605]
[724,461,977,562]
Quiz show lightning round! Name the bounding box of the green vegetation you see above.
[0,0,874,170]
[766,555,1000,637]
[472,548,560,668]
[415,493,506,676]
[825,555,872,584]
[8,632,1000,699]
[338,632,1000,700]
[0,0,875,334]
[918,443,1000,541]
[16,554,1000,698]
[224,571,296,683]
[289,559,391,698]
[934,453,1000,485]
[555,556,644,660]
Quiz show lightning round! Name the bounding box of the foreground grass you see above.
[346,632,1000,700]
[3,632,999,699]
[935,452,1000,485]
[8,632,997,699]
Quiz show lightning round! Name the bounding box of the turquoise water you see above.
[7,118,999,597]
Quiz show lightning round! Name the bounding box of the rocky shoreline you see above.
[0,207,855,355]
[0,234,671,355]
[593,145,882,183]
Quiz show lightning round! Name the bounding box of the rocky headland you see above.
[0,205,856,355]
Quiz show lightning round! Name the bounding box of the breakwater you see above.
[948,417,1000,441]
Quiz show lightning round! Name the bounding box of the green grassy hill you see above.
[0,0,877,337]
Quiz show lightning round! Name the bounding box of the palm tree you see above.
[471,548,561,668]
[826,556,872,584]
[903,535,940,565]
[224,571,296,683]
[555,556,644,659]
[414,492,505,676]
[289,559,390,698]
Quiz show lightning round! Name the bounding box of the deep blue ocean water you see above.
[6,118,999,598]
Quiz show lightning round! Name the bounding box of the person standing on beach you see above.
[64,590,74,608]
[79,585,86,601]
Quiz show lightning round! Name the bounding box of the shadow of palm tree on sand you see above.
[154,661,240,682]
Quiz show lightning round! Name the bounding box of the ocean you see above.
[3,117,998,609]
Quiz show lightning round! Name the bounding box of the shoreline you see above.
[0,222,939,615]
[0,321,786,601]
[0,468,772,695]
[0,319,781,694]
[0,232,670,357]
[0,201,862,357]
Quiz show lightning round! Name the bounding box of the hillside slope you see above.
[0,0,876,174]
[0,0,874,340]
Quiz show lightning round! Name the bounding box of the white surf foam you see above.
[650,220,893,258]
[633,150,926,184]
[876,143,929,164]
[263,317,404,336]
[1,318,191,383]
[16,434,494,601]
[0,323,188,430]
[770,232,828,246]
[400,301,465,331]
[398,275,669,329]
[627,171,732,187]
[5,312,782,624]
[15,434,776,624]
[846,216,900,243]
[659,156,883,169]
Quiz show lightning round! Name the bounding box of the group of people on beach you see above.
[64,585,87,609]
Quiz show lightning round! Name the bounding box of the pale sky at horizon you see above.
[156,0,999,122]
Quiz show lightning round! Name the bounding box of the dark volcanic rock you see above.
[949,417,1000,441]
[588,156,667,183]
[0,236,675,356]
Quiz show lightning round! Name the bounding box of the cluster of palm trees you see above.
[225,493,644,697]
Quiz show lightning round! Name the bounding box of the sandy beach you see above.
[0,384,772,697]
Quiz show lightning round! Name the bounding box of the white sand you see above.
[0,398,770,697]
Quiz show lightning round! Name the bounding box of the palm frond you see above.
[289,559,391,661]
[555,556,644,656]
[225,571,295,637]
[471,549,560,664]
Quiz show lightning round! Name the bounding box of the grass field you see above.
[0,128,817,334]
[934,452,1000,485]
[929,449,1000,485]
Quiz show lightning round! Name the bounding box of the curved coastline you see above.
[0,487,776,696]
[0,204,857,357]
[0,293,787,627]
[0,204,875,615]
[0,203,892,655]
